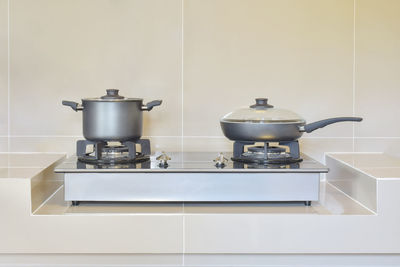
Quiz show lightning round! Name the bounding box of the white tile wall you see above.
[299,138,353,163]
[0,137,6,151]
[355,0,400,138]
[355,138,400,158]
[10,0,182,137]
[183,0,354,138]
[353,0,400,158]
[8,136,182,155]
[0,0,7,137]
[0,0,398,158]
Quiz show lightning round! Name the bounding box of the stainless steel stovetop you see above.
[56,152,328,173]
[55,152,328,205]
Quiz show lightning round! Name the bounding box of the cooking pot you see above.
[220,98,362,142]
[62,89,162,142]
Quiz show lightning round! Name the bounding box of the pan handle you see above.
[300,117,363,133]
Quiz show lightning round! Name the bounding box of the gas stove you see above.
[55,146,328,206]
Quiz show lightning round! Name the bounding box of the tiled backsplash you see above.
[184,0,354,138]
[0,0,7,137]
[0,0,399,159]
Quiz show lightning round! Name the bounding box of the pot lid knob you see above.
[101,89,124,99]
[250,98,274,109]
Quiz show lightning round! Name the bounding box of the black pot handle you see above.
[142,100,162,111]
[300,117,363,133]
[62,100,83,112]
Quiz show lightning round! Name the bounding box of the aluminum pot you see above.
[220,98,362,142]
[62,89,162,142]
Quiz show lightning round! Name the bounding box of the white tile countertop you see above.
[1,152,400,265]
[0,153,66,168]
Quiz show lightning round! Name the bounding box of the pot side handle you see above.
[300,117,363,133]
[142,100,162,111]
[62,100,83,112]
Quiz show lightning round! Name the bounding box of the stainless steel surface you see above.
[57,152,327,203]
[326,155,377,212]
[82,100,144,141]
[64,172,320,202]
[55,152,329,173]
[62,89,162,142]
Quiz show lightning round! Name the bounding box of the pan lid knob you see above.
[250,98,274,109]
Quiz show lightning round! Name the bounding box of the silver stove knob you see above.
[156,152,171,168]
[213,152,228,168]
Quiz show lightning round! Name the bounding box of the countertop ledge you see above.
[326,152,400,180]
[3,152,400,254]
[0,152,66,179]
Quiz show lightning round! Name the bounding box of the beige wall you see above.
[0,0,7,151]
[0,0,398,158]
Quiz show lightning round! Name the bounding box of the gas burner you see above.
[76,160,151,169]
[102,145,129,153]
[78,152,149,165]
[232,154,302,165]
[232,161,300,169]
[76,139,151,166]
[247,146,285,154]
[231,141,302,165]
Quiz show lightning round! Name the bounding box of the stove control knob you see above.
[156,152,171,168]
[214,153,228,168]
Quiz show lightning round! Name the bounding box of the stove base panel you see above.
[64,173,320,202]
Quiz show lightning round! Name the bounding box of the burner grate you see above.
[231,155,302,165]
[78,152,149,165]
[76,139,151,165]
[247,146,286,154]
[231,141,302,165]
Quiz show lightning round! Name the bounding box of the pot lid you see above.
[221,98,305,123]
[83,89,142,102]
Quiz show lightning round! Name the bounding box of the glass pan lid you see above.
[221,98,305,123]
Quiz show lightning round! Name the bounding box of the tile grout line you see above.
[180,0,184,154]
[5,135,400,139]
[181,1,185,265]
[7,0,10,153]
[352,0,356,152]
[182,202,185,266]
